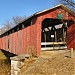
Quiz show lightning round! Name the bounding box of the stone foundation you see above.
[10,54,31,75]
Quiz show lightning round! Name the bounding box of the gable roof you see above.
[35,4,75,16]
[17,4,75,25]
[0,4,75,37]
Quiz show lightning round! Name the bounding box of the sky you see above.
[0,0,60,27]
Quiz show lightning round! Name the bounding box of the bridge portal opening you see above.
[41,18,68,50]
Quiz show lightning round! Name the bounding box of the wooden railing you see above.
[41,42,66,45]
[41,42,67,50]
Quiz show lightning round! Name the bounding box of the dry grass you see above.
[0,50,11,75]
[19,50,75,75]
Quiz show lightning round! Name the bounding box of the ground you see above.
[0,50,10,75]
[19,50,75,75]
[0,49,75,75]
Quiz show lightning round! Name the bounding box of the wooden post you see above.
[17,28,20,55]
[9,31,11,52]
[12,30,14,53]
[22,24,24,29]
[55,30,57,42]
[6,33,8,51]
[63,28,65,42]
[11,32,13,53]
[70,48,73,58]
[44,30,46,47]
[12,30,14,33]
[31,20,32,25]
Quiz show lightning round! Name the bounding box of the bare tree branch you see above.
[0,16,26,35]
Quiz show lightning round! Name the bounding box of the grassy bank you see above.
[0,50,11,75]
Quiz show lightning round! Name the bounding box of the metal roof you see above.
[36,4,75,16]
[0,4,75,37]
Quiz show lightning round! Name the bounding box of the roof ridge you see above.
[35,4,75,16]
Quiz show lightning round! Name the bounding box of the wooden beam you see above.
[55,30,57,42]
[18,27,20,55]
[44,30,46,47]
[41,46,67,50]
[41,42,66,45]
[12,30,14,33]
[22,24,25,29]
[63,28,65,42]
[17,27,19,31]
[31,20,32,25]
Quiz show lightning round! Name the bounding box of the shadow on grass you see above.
[65,55,71,58]
[0,49,17,61]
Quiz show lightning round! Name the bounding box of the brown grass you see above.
[19,50,75,75]
[0,50,11,75]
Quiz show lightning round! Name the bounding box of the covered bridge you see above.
[0,4,75,56]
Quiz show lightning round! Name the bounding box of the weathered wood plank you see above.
[41,46,67,50]
[41,42,66,45]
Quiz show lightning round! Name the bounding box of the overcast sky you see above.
[0,0,60,27]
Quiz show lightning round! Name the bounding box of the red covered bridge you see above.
[0,4,75,56]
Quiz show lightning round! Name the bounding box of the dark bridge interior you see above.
[41,18,74,50]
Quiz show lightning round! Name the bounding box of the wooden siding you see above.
[0,5,75,56]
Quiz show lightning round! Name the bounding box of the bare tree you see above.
[3,21,12,30]
[0,16,26,35]
[12,16,26,25]
[60,0,75,11]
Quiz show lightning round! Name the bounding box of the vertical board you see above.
[9,34,13,53]
[3,36,6,50]
[0,38,2,49]
[26,26,31,54]
[6,35,8,51]
[13,32,15,54]
[17,31,21,55]
[20,30,24,54]
[15,32,18,55]
[18,30,21,55]
[5,36,6,50]
[2,37,3,49]
[67,24,74,49]
[12,33,14,54]
[2,37,4,50]
[30,24,37,56]
[20,28,27,54]
[23,28,27,54]
[36,21,41,56]
[12,32,18,54]
[73,24,75,50]
[0,38,1,49]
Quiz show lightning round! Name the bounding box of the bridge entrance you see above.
[41,18,68,50]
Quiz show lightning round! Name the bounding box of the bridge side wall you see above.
[0,6,75,56]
